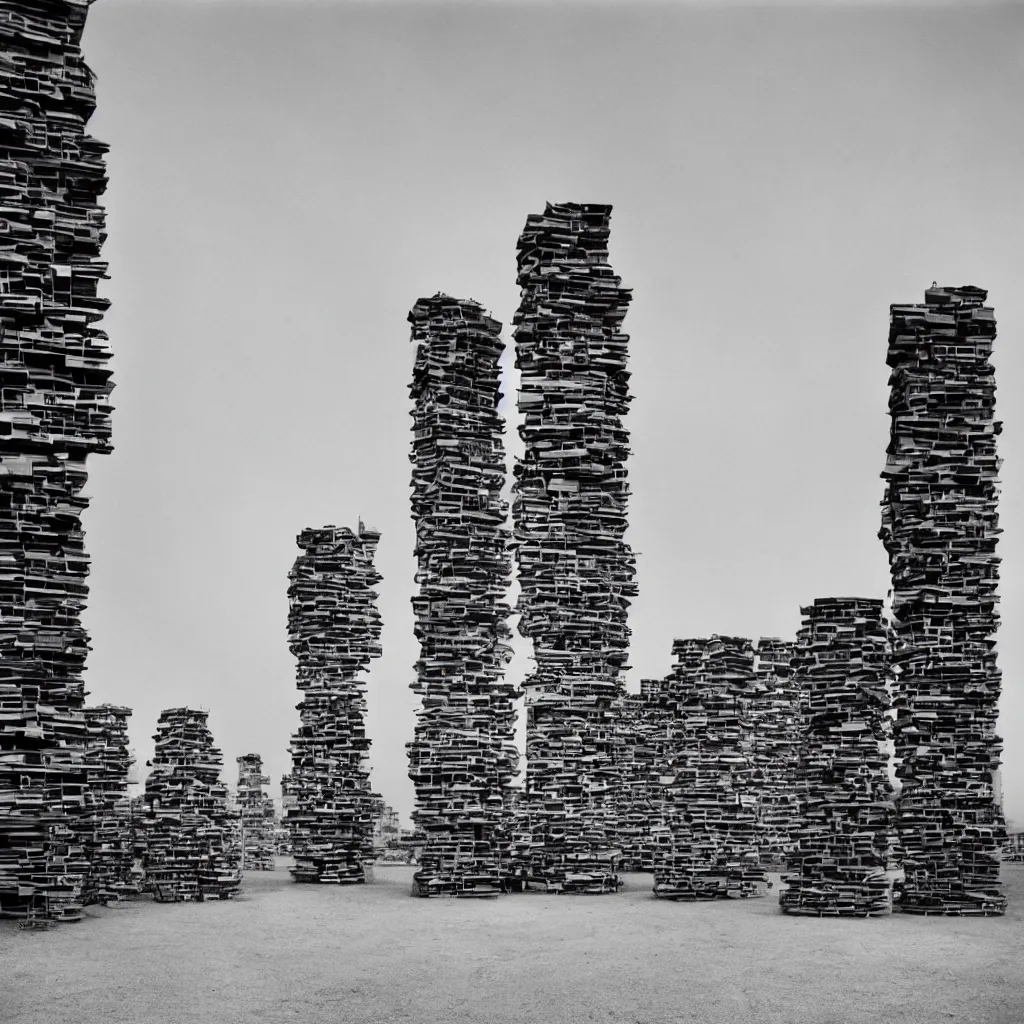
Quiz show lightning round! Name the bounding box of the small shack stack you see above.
[285,524,383,884]
[512,202,637,892]
[235,753,276,871]
[751,638,800,866]
[780,598,895,916]
[654,636,768,900]
[141,708,240,902]
[80,704,138,902]
[0,0,114,924]
[881,285,1007,915]
[406,295,519,898]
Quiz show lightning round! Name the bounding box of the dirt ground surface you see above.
[3,862,1023,1024]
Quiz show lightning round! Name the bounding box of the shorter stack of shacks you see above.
[751,639,800,867]
[234,754,276,871]
[612,680,670,871]
[0,687,92,924]
[285,524,383,884]
[141,708,241,902]
[520,689,624,893]
[80,705,140,902]
[640,677,676,871]
[654,637,768,900]
[780,598,895,917]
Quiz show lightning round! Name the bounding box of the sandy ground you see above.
[3,862,1023,1024]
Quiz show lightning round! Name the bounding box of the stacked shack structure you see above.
[511,202,637,892]
[141,708,240,902]
[611,680,670,871]
[0,0,114,923]
[80,704,139,902]
[235,753,276,871]
[780,599,895,916]
[653,636,769,900]
[751,638,800,866]
[881,285,1007,915]
[406,295,519,898]
[284,524,383,884]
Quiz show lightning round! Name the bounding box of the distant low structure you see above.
[371,801,401,858]
[1004,833,1024,863]
[235,754,276,871]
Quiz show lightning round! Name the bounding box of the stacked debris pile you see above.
[511,202,637,892]
[406,295,519,898]
[751,638,800,866]
[234,754,276,871]
[141,708,240,902]
[881,285,1007,915]
[780,598,895,917]
[80,704,139,902]
[0,0,114,924]
[654,636,768,900]
[611,680,670,871]
[285,523,383,884]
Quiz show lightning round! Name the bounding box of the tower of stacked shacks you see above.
[880,285,1007,915]
[141,708,240,902]
[234,753,276,871]
[284,524,383,884]
[406,295,519,898]
[653,636,769,899]
[780,599,895,916]
[511,202,637,892]
[0,0,115,923]
[649,643,705,876]
[751,638,800,866]
[80,705,139,903]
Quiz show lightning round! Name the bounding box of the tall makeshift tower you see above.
[880,285,1007,915]
[285,524,383,884]
[511,202,637,891]
[780,599,895,917]
[406,295,519,897]
[0,0,115,922]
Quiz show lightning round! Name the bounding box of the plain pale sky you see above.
[77,0,1024,828]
